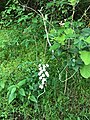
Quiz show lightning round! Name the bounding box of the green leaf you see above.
[47,2,54,8]
[80,64,90,78]
[7,85,16,91]
[50,42,59,51]
[80,51,90,65]
[85,36,90,43]
[0,81,5,89]
[64,28,74,35]
[17,80,26,87]
[49,29,56,37]
[30,95,37,103]
[81,28,90,37]
[55,34,66,45]
[50,29,56,34]
[19,88,25,96]
[68,0,78,6]
[8,87,16,103]
[32,18,38,23]
[0,81,5,91]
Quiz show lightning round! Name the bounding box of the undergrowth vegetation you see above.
[0,0,90,119]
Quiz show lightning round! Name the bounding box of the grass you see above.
[0,28,90,120]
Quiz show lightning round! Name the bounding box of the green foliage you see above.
[68,0,79,6]
[49,21,90,78]
[0,0,90,119]
[80,64,90,78]
[80,51,90,65]
[79,51,90,78]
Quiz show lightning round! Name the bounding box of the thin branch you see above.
[19,2,55,28]
[80,5,90,20]
[26,0,30,6]
[64,69,68,94]
[39,11,54,55]
[18,2,54,55]
[59,71,77,83]
[37,88,45,99]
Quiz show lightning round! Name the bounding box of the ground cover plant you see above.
[0,0,90,119]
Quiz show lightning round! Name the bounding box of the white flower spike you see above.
[45,71,49,77]
[38,64,41,67]
[42,74,45,78]
[38,63,49,89]
[39,67,42,71]
[42,78,46,85]
[46,64,49,67]
[39,84,44,89]
[39,76,42,80]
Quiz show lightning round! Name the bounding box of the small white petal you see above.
[42,78,46,81]
[38,72,41,76]
[45,71,49,77]
[39,67,42,71]
[42,74,45,77]
[42,78,46,85]
[38,70,43,76]
[38,64,41,67]
[39,76,42,80]
[43,64,46,69]
[39,84,44,89]
[43,67,46,71]
[42,80,45,85]
[40,70,43,73]
[46,64,49,67]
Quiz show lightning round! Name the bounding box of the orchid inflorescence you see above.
[38,64,49,89]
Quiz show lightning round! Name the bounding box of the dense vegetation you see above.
[0,0,90,119]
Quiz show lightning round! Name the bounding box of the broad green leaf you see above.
[80,64,90,78]
[8,87,16,103]
[17,80,26,87]
[10,87,16,95]
[32,18,38,23]
[50,43,59,51]
[58,27,65,35]
[68,0,78,6]
[55,34,66,45]
[85,36,90,43]
[7,85,16,91]
[19,88,25,96]
[47,2,54,8]
[7,85,16,97]
[0,81,5,89]
[64,28,74,35]
[30,95,37,103]
[80,51,90,65]
[49,29,56,37]
[50,29,56,34]
[81,28,90,37]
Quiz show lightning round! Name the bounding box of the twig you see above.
[58,64,68,80]
[80,5,90,20]
[71,5,75,27]
[38,10,54,55]
[18,3,55,55]
[59,71,77,83]
[64,69,68,94]
[37,88,45,99]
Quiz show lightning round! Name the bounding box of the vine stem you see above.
[59,71,77,83]
[37,88,45,100]
[64,69,68,94]
[80,5,90,20]
[19,2,54,55]
[38,11,54,55]
[71,5,75,27]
